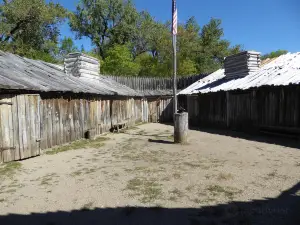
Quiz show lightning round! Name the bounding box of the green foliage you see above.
[102,44,140,76]
[69,0,139,59]
[0,0,67,62]
[0,0,242,77]
[261,50,288,60]
[178,59,198,76]
[60,36,78,56]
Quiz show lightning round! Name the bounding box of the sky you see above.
[55,0,300,54]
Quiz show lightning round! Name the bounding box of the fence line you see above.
[107,75,206,91]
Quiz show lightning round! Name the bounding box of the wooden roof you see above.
[0,51,139,96]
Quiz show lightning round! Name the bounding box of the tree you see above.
[0,0,67,62]
[261,50,288,60]
[60,36,78,56]
[101,44,140,76]
[69,0,139,59]
[194,18,242,74]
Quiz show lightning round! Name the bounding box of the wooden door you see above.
[16,95,41,160]
[0,95,15,163]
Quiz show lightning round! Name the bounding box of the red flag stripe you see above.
[172,2,177,35]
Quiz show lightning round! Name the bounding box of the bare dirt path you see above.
[1,123,300,224]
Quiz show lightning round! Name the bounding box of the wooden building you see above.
[0,51,201,163]
[179,52,300,138]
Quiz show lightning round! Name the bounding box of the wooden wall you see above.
[186,85,300,135]
[187,92,227,127]
[147,97,173,123]
[39,95,152,151]
[0,93,174,163]
[108,75,205,92]
[0,94,41,163]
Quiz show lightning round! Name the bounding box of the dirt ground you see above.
[0,123,300,225]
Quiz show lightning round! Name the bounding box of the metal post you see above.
[173,35,178,115]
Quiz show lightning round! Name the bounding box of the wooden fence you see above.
[186,85,300,136]
[108,75,205,92]
[0,93,174,163]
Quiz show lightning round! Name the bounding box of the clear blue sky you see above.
[55,0,300,54]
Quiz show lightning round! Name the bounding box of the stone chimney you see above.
[64,52,100,79]
[224,51,261,79]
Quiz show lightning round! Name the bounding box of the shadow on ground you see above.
[148,139,174,144]
[1,182,299,225]
[192,127,300,149]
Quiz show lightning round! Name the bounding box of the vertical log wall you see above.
[187,85,300,135]
[0,93,174,163]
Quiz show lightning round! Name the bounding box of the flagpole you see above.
[173,34,177,115]
[172,0,178,117]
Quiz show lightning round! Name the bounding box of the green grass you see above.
[81,202,94,211]
[0,162,22,178]
[125,177,163,203]
[172,172,181,179]
[46,137,110,155]
[191,198,202,204]
[39,173,59,186]
[70,171,82,177]
[168,188,184,201]
[183,162,202,168]
[267,171,277,179]
[185,185,195,192]
[217,173,234,181]
[206,185,242,200]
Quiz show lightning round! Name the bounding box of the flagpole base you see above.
[174,112,189,144]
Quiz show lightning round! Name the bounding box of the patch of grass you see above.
[125,177,163,203]
[2,189,16,194]
[89,142,105,149]
[217,173,234,181]
[192,198,202,204]
[0,162,22,178]
[140,181,162,203]
[206,185,242,200]
[0,198,5,203]
[295,162,300,167]
[70,171,82,177]
[81,202,94,211]
[46,137,110,155]
[205,174,212,179]
[173,172,181,179]
[267,171,277,179]
[168,196,177,202]
[126,178,144,191]
[161,176,171,181]
[168,188,184,201]
[39,173,58,186]
[121,149,163,163]
[185,185,195,192]
[265,170,288,180]
[183,162,203,168]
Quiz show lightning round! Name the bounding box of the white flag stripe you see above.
[172,2,177,35]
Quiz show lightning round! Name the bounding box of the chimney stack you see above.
[64,52,100,79]
[224,51,261,79]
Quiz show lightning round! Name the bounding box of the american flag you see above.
[172,0,177,35]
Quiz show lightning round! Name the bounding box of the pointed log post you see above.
[174,112,188,144]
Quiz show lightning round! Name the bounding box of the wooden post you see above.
[174,112,188,144]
